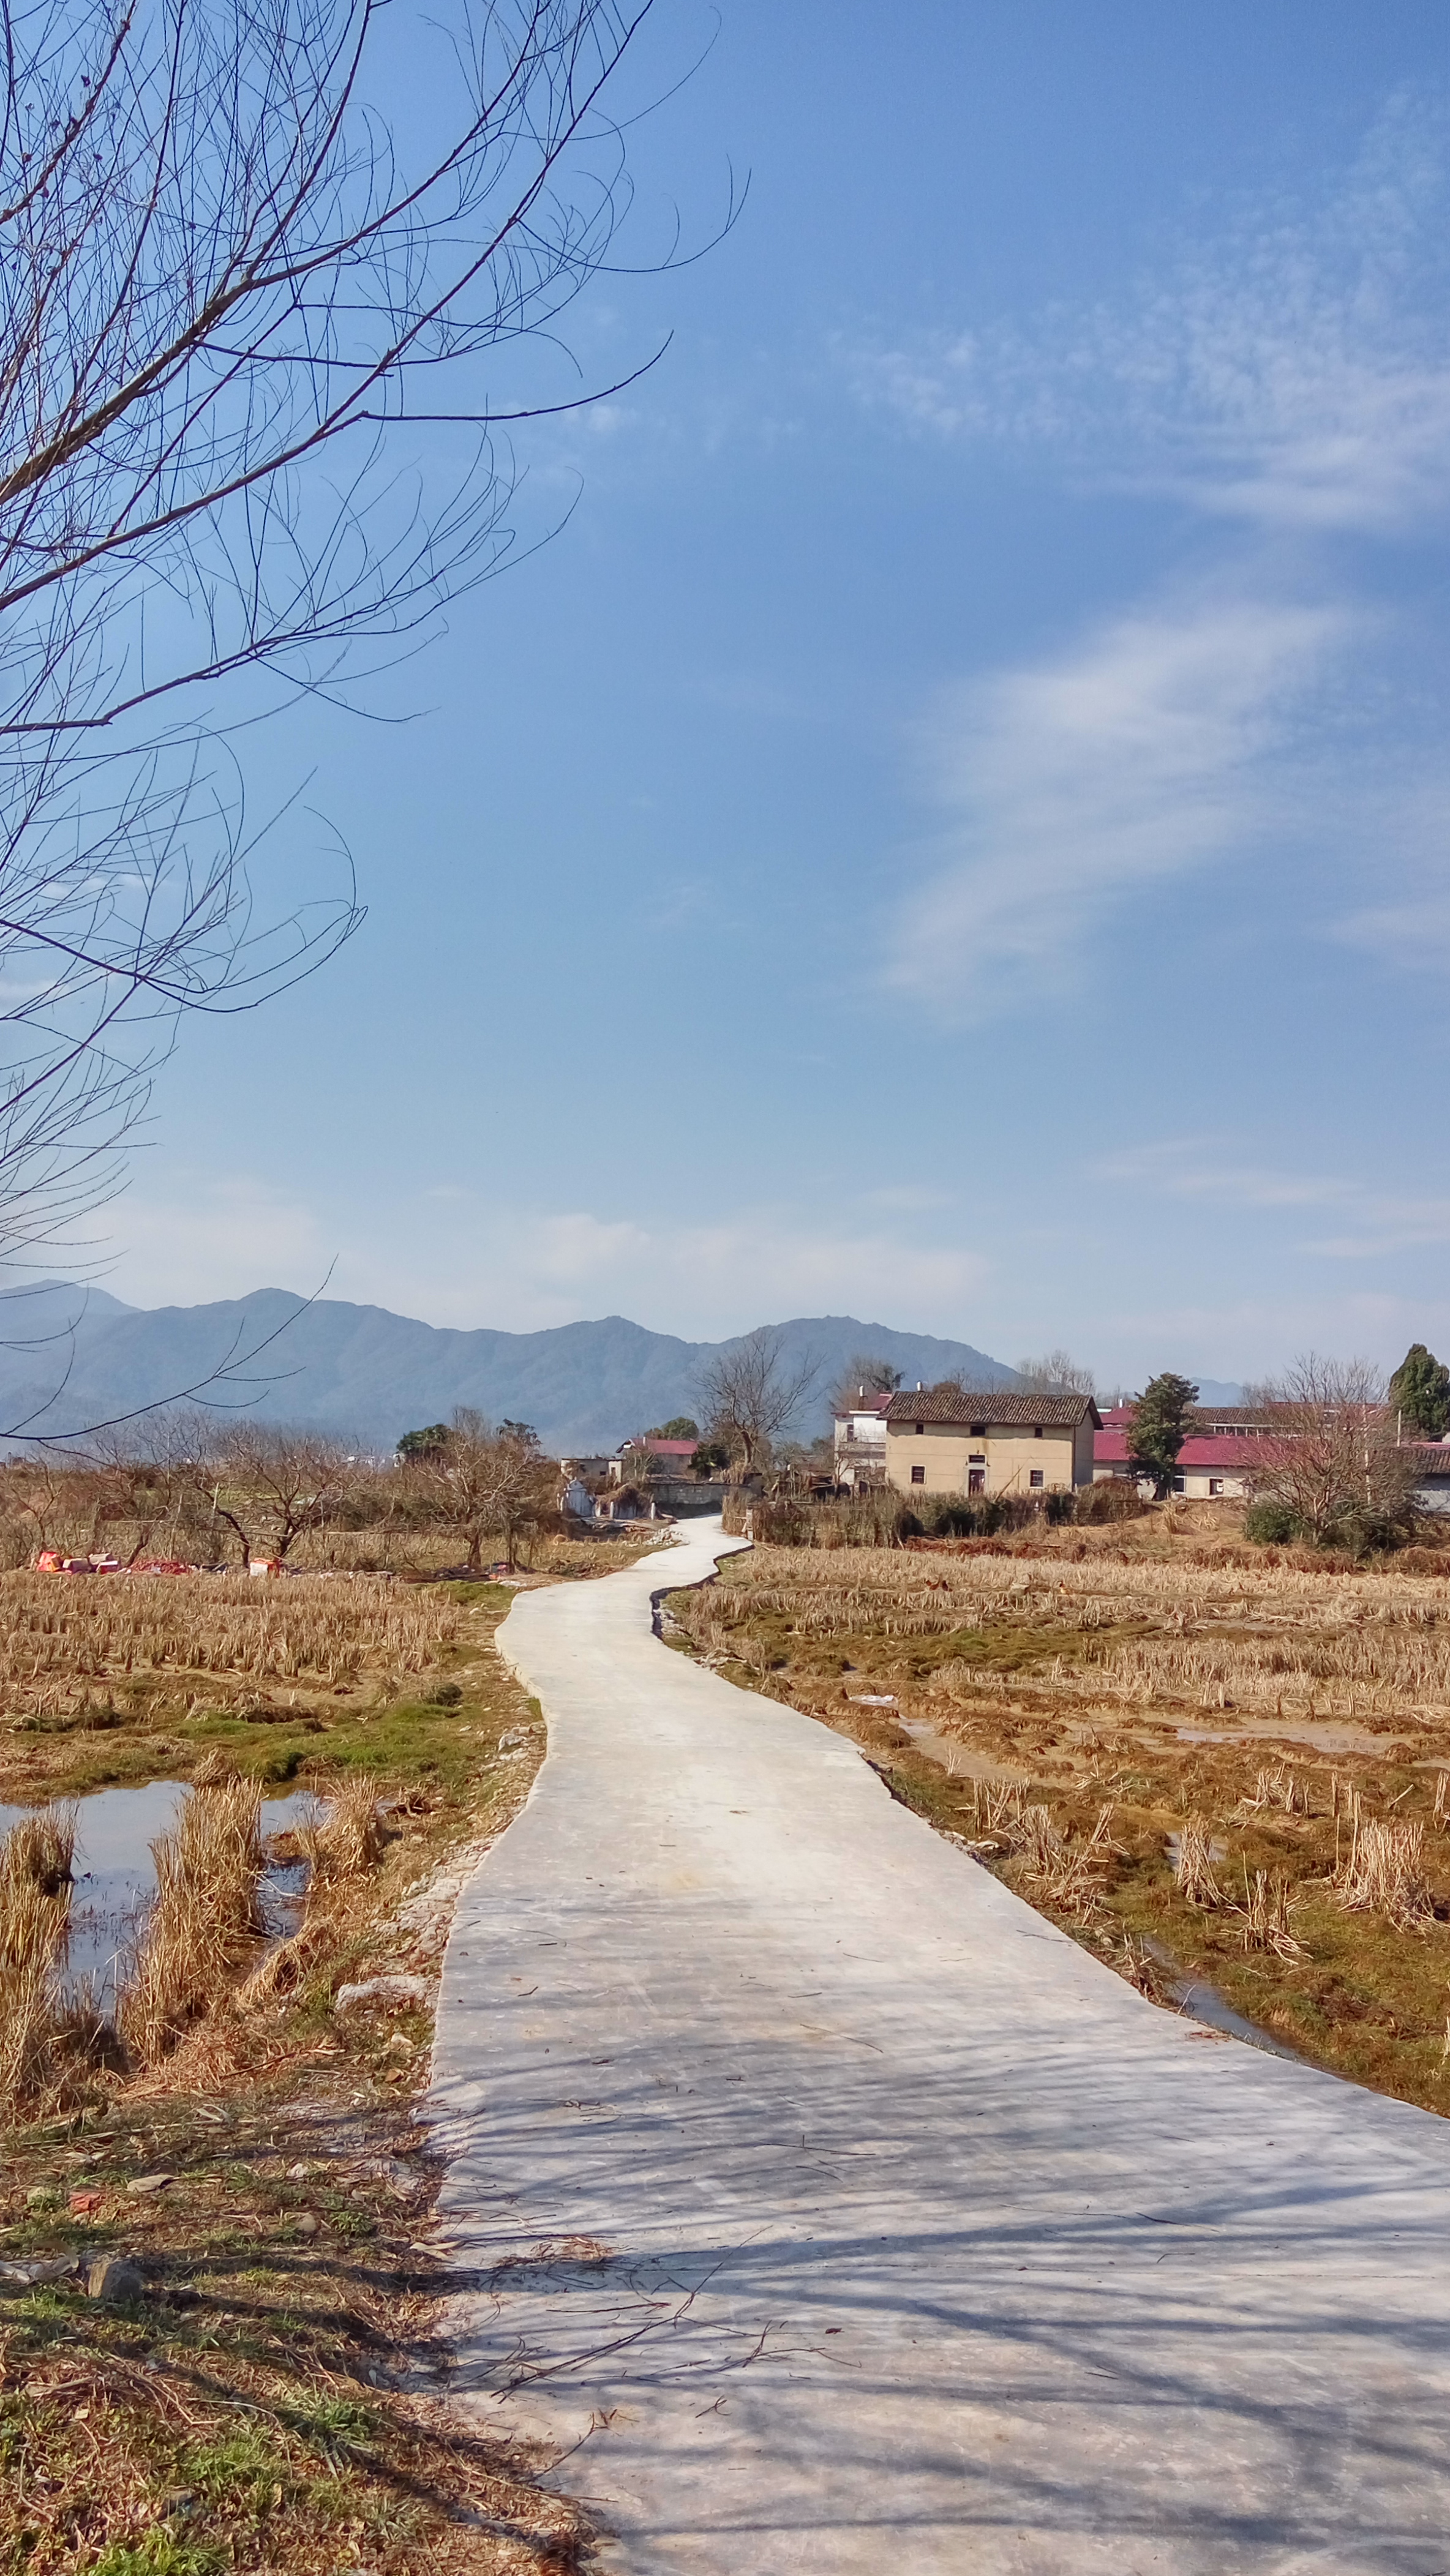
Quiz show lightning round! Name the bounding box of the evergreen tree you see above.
[1389,1344,1450,1440]
[1127,1372,1200,1499]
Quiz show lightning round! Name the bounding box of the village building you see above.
[832,1390,892,1489]
[1407,1442,1450,1514]
[884,1387,1099,1497]
[607,1436,698,1483]
[1093,1403,1272,1499]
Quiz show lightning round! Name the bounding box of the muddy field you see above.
[669,1530,1450,2113]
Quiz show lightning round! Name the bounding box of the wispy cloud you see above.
[865,98,1450,1005]
[851,95,1450,536]
[890,586,1350,1006]
[1094,1136,1450,1259]
[856,98,1450,547]
[1092,1141,1356,1211]
[107,1186,991,1340]
[1332,882,1450,973]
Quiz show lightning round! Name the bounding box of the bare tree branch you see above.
[697,1328,819,1478]
[0,0,700,1396]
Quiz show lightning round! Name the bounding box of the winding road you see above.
[429,1520,1450,2574]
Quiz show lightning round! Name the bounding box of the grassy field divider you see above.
[119,1781,266,2064]
[0,1803,76,2117]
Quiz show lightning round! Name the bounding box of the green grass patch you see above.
[279,2391,375,2457]
[92,2536,222,2576]
[180,2425,292,2512]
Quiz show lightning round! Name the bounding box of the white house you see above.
[832,1390,892,1489]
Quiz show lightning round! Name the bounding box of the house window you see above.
[968,1469,985,1495]
[1209,1478,1223,1497]
[914,1421,924,1436]
[1033,1425,1043,1439]
[910,1463,925,1486]
[1029,1468,1044,1491]
[1172,1475,1185,1494]
[971,1421,987,1438]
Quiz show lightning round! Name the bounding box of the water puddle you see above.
[895,1715,1028,1786]
[0,1780,314,2007]
[1140,1937,1302,2062]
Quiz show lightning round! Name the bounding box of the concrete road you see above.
[429,1521,1450,2574]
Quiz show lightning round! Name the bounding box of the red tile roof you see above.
[1101,1402,1271,1434]
[1095,1431,1270,1471]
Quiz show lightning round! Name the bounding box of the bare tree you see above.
[697,1328,819,1478]
[0,0,691,1271]
[827,1353,903,1415]
[1247,1355,1418,1544]
[408,1406,557,1570]
[1016,1349,1097,1398]
[162,1412,359,1563]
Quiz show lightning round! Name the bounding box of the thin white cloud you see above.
[1094,1136,1450,1260]
[849,94,1450,537]
[1092,1142,1355,1211]
[107,1177,332,1307]
[105,1185,991,1340]
[890,588,1350,1006]
[1333,890,1450,972]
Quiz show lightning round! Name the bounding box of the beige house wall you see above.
[1094,1461,1252,1500]
[885,1427,1081,1497]
[1074,1418,1095,1486]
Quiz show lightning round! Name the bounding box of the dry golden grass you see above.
[288,1521,661,1579]
[1333,1813,1434,1927]
[0,1567,457,1724]
[238,1780,386,2013]
[0,1804,78,2116]
[681,1543,1450,1726]
[299,1772,384,1883]
[1238,1867,1304,1958]
[1175,1814,1223,1908]
[120,1779,265,2062]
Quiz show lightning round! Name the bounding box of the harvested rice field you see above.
[0,1541,650,1806]
[667,1529,1450,2114]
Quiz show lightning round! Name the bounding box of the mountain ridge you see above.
[0,1286,1019,1453]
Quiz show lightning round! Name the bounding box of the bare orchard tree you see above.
[408,1407,558,1571]
[1246,1356,1418,1546]
[0,0,689,1268]
[165,1413,362,1564]
[62,1425,193,1562]
[697,1328,819,1479]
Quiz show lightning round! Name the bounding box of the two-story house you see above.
[884,1387,1099,1497]
[832,1389,892,1489]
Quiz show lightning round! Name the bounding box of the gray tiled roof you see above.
[884,1388,1100,1430]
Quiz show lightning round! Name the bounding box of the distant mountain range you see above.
[0,1286,1022,1453]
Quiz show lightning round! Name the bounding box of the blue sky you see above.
[92,0,1450,1390]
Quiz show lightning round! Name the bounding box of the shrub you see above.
[1320,1507,1413,1561]
[1244,1499,1299,1544]
[1073,1478,1146,1525]
[727,1489,1083,1548]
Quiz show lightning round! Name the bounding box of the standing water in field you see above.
[0,1780,314,2010]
